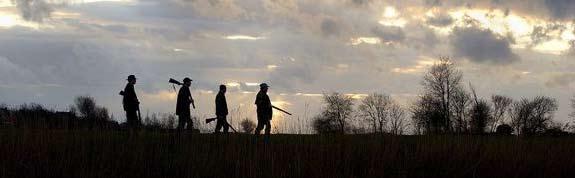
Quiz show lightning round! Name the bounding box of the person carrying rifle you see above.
[120,75,141,129]
[214,85,229,134]
[255,83,273,136]
[176,77,195,131]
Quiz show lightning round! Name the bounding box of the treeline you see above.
[313,57,574,136]
[0,96,180,131]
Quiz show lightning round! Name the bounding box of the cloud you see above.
[371,25,405,43]
[545,73,575,88]
[320,19,341,37]
[13,0,53,22]
[544,0,575,20]
[426,13,454,27]
[450,26,519,64]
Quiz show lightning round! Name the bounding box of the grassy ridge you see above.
[1,130,574,178]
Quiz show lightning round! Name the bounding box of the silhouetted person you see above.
[176,77,195,131]
[255,83,272,137]
[215,85,229,134]
[120,75,140,129]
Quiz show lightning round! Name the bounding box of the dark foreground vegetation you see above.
[1,130,575,178]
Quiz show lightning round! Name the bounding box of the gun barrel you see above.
[169,78,183,85]
[272,106,292,115]
[205,118,217,124]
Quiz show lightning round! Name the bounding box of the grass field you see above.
[1,130,574,178]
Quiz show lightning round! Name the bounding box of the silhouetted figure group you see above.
[119,75,278,138]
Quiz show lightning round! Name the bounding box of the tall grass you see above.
[1,130,574,178]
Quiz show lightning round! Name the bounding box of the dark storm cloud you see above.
[12,0,53,22]
[406,24,439,50]
[371,25,405,43]
[544,0,575,20]
[450,26,518,64]
[0,30,133,87]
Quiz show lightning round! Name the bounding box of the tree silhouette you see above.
[470,100,491,134]
[72,96,110,129]
[490,95,513,132]
[510,96,558,135]
[388,103,408,135]
[451,87,471,133]
[413,57,463,134]
[358,93,392,133]
[313,93,354,134]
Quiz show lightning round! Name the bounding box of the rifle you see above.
[272,105,292,115]
[205,117,238,133]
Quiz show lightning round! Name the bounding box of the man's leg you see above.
[177,115,185,131]
[264,120,271,136]
[255,120,264,135]
[222,116,229,134]
[185,115,193,131]
[126,110,137,129]
[215,116,223,133]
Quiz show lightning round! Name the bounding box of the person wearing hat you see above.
[176,77,195,131]
[254,83,272,136]
[214,84,229,134]
[120,75,141,129]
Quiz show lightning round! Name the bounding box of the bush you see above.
[240,118,256,133]
[495,124,513,135]
[312,116,340,134]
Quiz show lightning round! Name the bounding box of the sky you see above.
[1,0,575,133]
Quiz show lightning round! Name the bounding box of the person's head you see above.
[219,85,227,93]
[183,78,192,87]
[260,83,269,93]
[127,75,137,84]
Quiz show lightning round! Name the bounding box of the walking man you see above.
[215,85,229,134]
[255,83,272,136]
[176,77,195,131]
[121,75,140,129]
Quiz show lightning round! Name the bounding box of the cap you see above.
[127,75,136,80]
[260,83,269,88]
[183,77,193,82]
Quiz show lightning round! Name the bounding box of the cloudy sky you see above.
[1,0,574,133]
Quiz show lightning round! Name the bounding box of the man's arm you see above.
[188,89,195,109]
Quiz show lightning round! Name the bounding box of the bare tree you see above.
[388,103,408,135]
[315,93,354,133]
[240,118,256,133]
[411,94,444,134]
[73,95,110,128]
[358,93,392,133]
[414,57,463,133]
[451,87,471,133]
[490,95,513,132]
[470,100,492,134]
[510,96,558,135]
[74,96,96,119]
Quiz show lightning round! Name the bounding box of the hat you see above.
[183,77,193,82]
[127,75,136,80]
[260,83,269,88]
